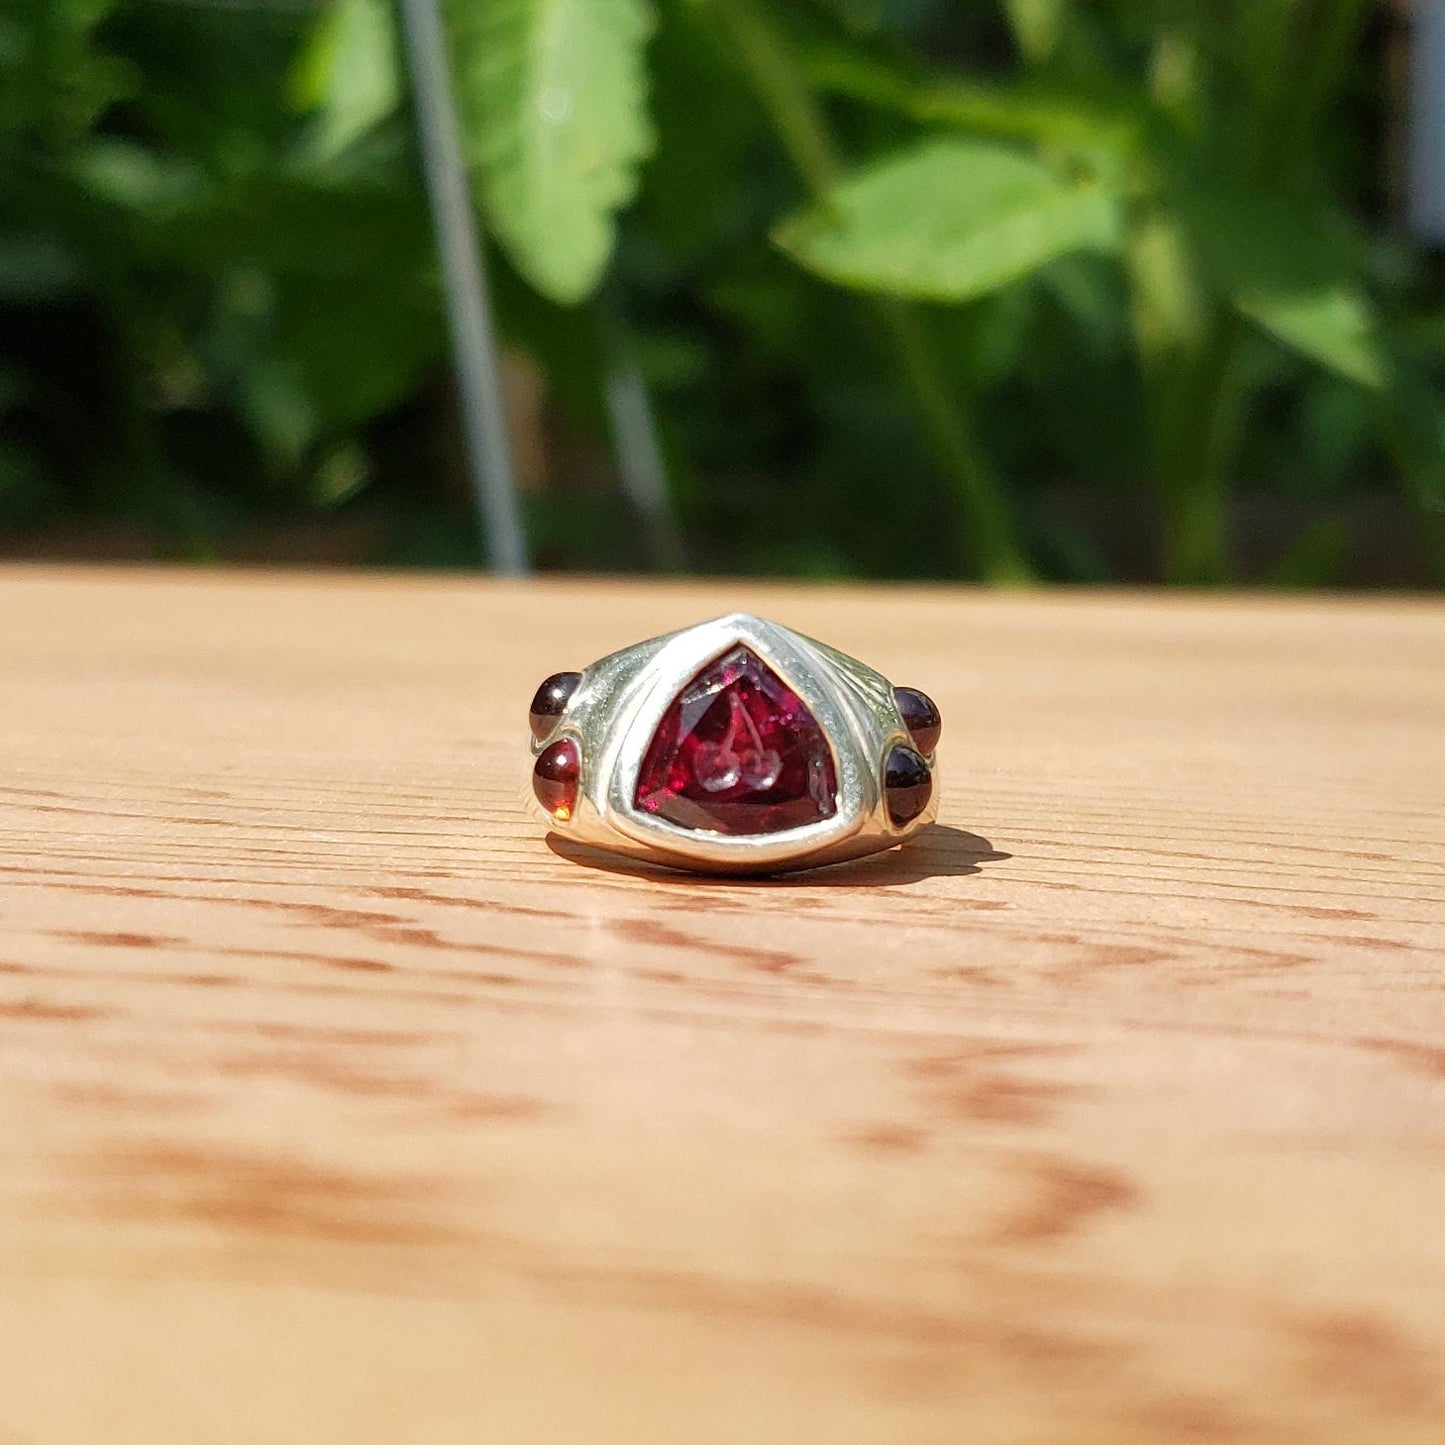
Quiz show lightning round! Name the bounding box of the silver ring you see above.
[527,613,942,875]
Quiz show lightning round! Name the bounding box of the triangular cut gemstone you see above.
[635,645,838,835]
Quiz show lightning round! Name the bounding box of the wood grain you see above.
[0,566,1442,1444]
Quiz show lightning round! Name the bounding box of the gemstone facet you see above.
[893,686,942,757]
[533,737,580,820]
[883,744,932,826]
[529,672,582,742]
[635,646,837,836]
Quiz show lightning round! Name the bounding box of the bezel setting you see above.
[528,613,940,874]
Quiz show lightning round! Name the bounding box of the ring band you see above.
[527,613,941,875]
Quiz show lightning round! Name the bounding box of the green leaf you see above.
[67,138,202,216]
[801,45,1145,169]
[1238,286,1384,390]
[273,273,444,427]
[0,235,82,301]
[1176,178,1386,389]
[291,0,400,160]
[774,139,1121,304]
[1004,0,1068,63]
[451,0,655,305]
[635,2,762,261]
[1373,355,1445,582]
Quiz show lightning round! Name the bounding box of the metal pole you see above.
[397,0,529,573]
[1409,0,1445,241]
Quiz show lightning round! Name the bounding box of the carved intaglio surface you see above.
[634,646,839,835]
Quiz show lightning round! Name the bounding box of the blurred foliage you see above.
[0,0,1442,582]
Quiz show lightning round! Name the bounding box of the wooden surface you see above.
[1,567,1443,1444]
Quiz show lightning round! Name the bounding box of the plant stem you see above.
[98,257,218,560]
[1158,308,1246,585]
[715,0,840,198]
[596,278,686,572]
[875,302,1033,583]
[1275,0,1373,182]
[701,0,1035,582]
[1145,0,1372,585]
[1124,203,1244,585]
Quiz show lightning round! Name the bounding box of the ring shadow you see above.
[545,823,1011,889]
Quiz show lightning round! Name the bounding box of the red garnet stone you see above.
[533,737,580,821]
[892,686,941,756]
[635,646,837,835]
[529,671,581,742]
[884,744,932,826]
